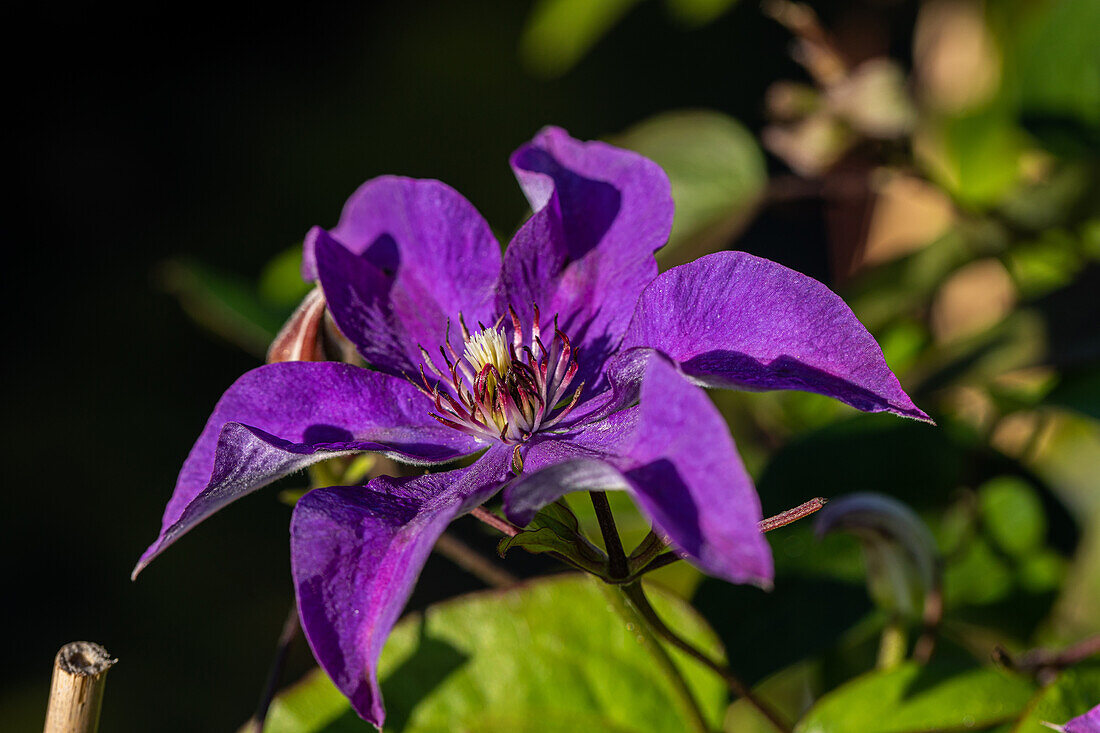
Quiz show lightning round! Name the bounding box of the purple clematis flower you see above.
[134,127,928,727]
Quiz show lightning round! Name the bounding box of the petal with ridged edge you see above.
[622,251,929,421]
[133,361,485,577]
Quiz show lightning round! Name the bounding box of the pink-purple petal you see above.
[500,127,673,388]
[1065,705,1100,733]
[506,355,773,586]
[622,251,930,421]
[306,176,501,374]
[133,362,483,577]
[291,446,512,727]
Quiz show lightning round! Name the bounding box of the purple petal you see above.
[622,251,930,421]
[133,362,484,577]
[506,354,772,586]
[500,127,673,389]
[306,177,501,375]
[1065,705,1100,733]
[292,446,512,727]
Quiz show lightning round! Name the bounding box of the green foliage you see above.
[615,110,767,266]
[794,661,1036,733]
[1013,662,1100,733]
[261,576,728,732]
[978,477,1046,559]
[519,0,641,77]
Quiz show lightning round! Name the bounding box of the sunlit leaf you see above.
[794,661,1036,733]
[261,576,727,732]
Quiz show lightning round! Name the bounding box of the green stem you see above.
[590,491,629,579]
[622,582,793,733]
[601,582,712,733]
[878,617,908,670]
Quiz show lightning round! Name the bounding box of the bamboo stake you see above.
[43,641,116,733]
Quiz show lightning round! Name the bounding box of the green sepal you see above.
[498,500,609,576]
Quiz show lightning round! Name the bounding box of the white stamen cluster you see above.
[414,307,583,444]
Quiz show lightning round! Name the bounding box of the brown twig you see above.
[759,497,828,532]
[44,642,116,733]
[470,506,519,537]
[434,531,520,588]
[994,635,1100,685]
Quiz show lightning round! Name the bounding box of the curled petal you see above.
[306,177,501,374]
[500,127,673,390]
[292,446,512,726]
[622,251,930,421]
[133,362,485,577]
[505,354,772,586]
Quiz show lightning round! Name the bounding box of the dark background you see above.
[2,2,834,729]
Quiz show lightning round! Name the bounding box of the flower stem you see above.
[590,491,629,579]
[248,603,300,733]
[600,582,712,733]
[621,582,793,733]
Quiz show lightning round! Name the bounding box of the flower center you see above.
[414,307,583,444]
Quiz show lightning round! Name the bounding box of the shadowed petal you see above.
[506,355,772,586]
[292,446,512,727]
[133,362,484,577]
[622,251,930,421]
[306,177,501,374]
[500,127,673,389]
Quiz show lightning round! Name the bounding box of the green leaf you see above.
[261,576,727,732]
[794,661,1036,733]
[978,477,1047,558]
[497,501,608,574]
[1012,661,1100,733]
[259,245,313,307]
[519,0,641,77]
[158,258,287,357]
[615,110,766,265]
[665,0,739,27]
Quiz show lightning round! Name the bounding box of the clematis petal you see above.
[306,177,501,374]
[500,127,673,389]
[292,446,512,727]
[505,354,772,586]
[622,251,930,421]
[1065,705,1100,733]
[133,362,484,577]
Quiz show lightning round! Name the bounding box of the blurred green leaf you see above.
[1002,0,1100,142]
[943,536,1014,607]
[1005,230,1083,299]
[261,575,727,732]
[979,477,1046,558]
[918,108,1027,209]
[794,661,1036,733]
[665,0,738,27]
[1012,661,1100,733]
[520,0,640,77]
[158,258,286,357]
[1045,370,1100,421]
[259,245,312,307]
[615,110,766,265]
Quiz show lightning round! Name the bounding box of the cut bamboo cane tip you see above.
[44,641,116,733]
